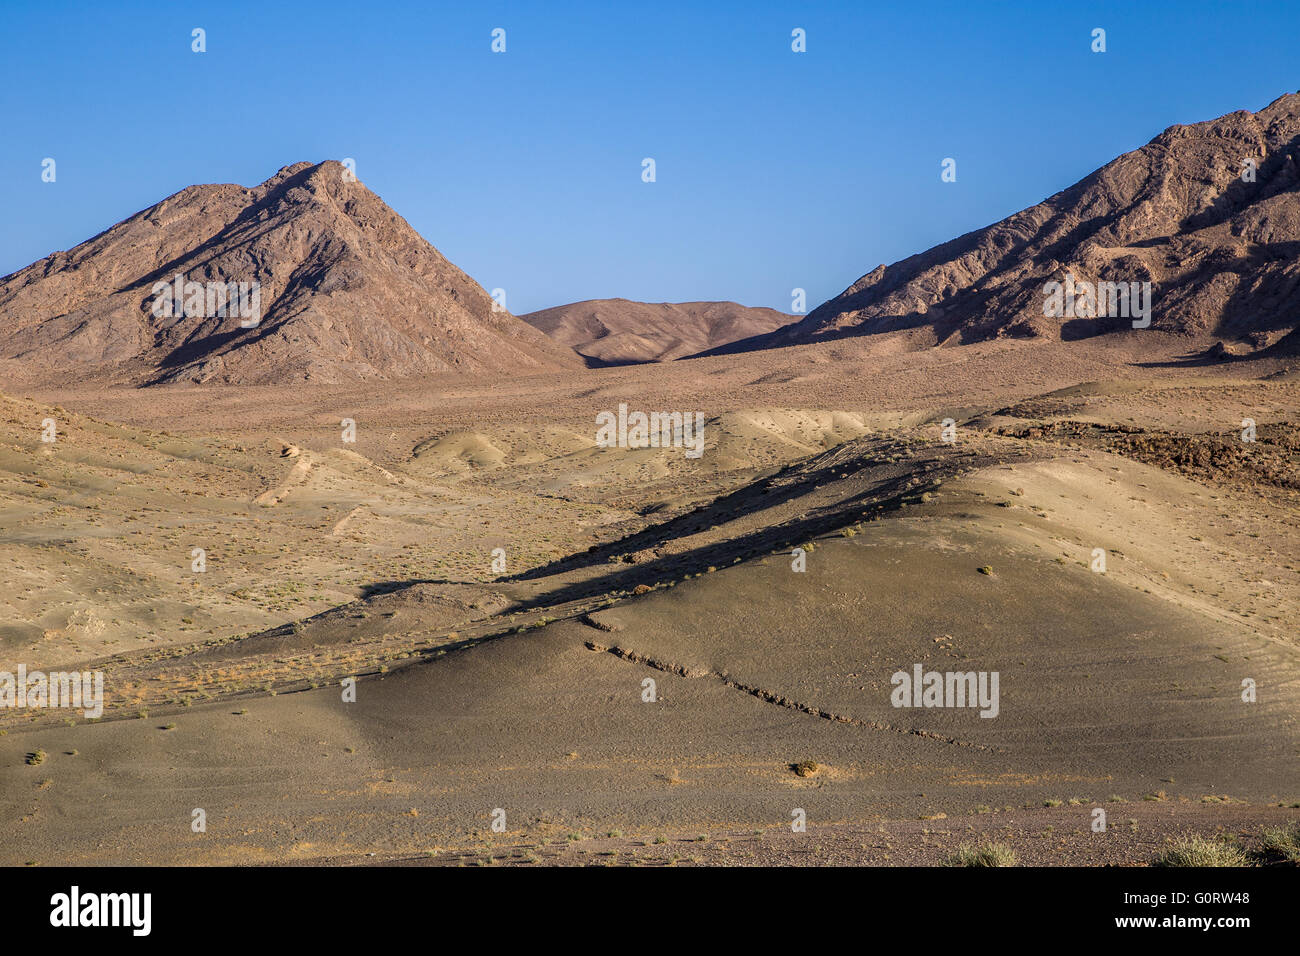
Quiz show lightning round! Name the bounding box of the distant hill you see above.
[0,161,579,386]
[521,298,795,365]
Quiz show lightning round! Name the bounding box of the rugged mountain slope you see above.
[0,161,579,386]
[716,92,1300,356]
[522,298,794,364]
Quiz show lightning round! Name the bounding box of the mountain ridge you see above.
[708,91,1300,358]
[521,298,795,365]
[0,161,579,386]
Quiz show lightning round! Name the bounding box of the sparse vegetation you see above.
[1153,834,1248,867]
[1257,821,1300,862]
[944,842,1016,867]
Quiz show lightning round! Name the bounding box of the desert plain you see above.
[1,331,1298,865]
[2,94,1299,867]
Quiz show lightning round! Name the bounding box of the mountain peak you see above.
[0,163,578,386]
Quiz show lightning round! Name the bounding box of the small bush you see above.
[944,842,1016,867]
[1257,821,1300,863]
[1153,834,1249,867]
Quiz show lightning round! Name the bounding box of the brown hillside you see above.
[0,161,579,386]
[522,298,794,365]
[714,92,1300,356]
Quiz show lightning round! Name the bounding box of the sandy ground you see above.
[1,332,1297,865]
[371,803,1300,867]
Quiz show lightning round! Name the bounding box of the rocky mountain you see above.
[714,92,1300,357]
[521,298,795,365]
[0,161,579,386]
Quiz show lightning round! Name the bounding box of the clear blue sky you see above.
[2,0,1297,315]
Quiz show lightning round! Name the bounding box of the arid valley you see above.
[2,94,1299,869]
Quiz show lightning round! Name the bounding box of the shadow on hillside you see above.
[495,440,984,613]
[1134,348,1245,369]
[359,579,450,599]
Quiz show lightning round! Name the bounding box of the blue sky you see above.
[2,0,1297,315]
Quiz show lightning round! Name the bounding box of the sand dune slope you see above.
[3,430,1295,864]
